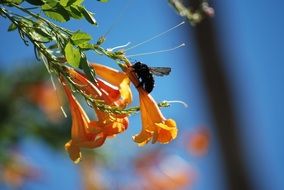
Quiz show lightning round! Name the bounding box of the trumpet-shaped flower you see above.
[89,109,129,137]
[122,64,178,146]
[132,87,178,146]
[61,80,106,163]
[90,63,132,107]
[62,66,130,163]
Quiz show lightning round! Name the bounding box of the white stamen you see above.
[165,100,188,108]
[50,74,57,90]
[107,42,131,52]
[125,21,185,51]
[61,106,68,118]
[127,43,185,58]
[40,53,50,73]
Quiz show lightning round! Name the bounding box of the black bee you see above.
[132,62,171,93]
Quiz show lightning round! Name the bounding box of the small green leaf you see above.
[7,23,17,32]
[78,42,93,50]
[60,0,81,6]
[59,0,69,7]
[42,4,70,22]
[71,30,92,45]
[97,0,109,2]
[71,0,84,6]
[48,43,58,49]
[44,0,58,7]
[80,54,96,83]
[96,36,105,45]
[66,5,83,19]
[25,0,44,5]
[64,42,81,67]
[78,6,97,25]
[31,28,52,42]
[6,0,23,4]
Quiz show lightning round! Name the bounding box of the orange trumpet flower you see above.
[62,80,106,163]
[133,88,178,146]
[124,63,178,146]
[62,65,130,163]
[90,63,132,107]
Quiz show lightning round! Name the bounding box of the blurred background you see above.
[0,0,284,190]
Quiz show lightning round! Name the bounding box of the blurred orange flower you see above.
[187,127,210,156]
[133,152,195,190]
[1,153,40,188]
[26,82,63,123]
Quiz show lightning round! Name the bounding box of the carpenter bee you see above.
[132,62,171,93]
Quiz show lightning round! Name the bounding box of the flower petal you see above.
[155,119,178,144]
[65,140,82,164]
[132,130,153,146]
[90,63,126,86]
[91,63,132,106]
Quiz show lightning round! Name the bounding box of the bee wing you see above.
[149,67,171,76]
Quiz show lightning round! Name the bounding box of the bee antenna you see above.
[126,43,185,58]
[125,21,185,52]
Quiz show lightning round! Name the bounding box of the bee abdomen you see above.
[144,74,154,93]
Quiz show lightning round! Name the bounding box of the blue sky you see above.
[1,1,284,190]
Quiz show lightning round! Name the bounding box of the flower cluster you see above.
[60,63,178,163]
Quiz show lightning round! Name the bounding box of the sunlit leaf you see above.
[80,54,96,82]
[64,42,81,67]
[31,28,52,42]
[6,0,23,4]
[60,0,82,6]
[71,0,84,6]
[44,0,58,7]
[42,4,70,22]
[71,31,92,45]
[66,5,83,19]
[59,0,69,7]
[7,23,17,32]
[97,0,109,2]
[78,6,97,25]
[78,42,93,50]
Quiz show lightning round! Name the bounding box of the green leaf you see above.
[6,0,23,4]
[44,0,58,7]
[80,54,96,83]
[78,42,93,50]
[64,42,81,67]
[42,4,70,22]
[97,0,109,2]
[31,28,52,42]
[71,0,84,6]
[96,36,105,45]
[7,23,17,32]
[48,43,58,49]
[71,30,92,45]
[59,0,69,7]
[60,0,81,7]
[66,5,83,19]
[78,6,97,25]
[25,0,44,5]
